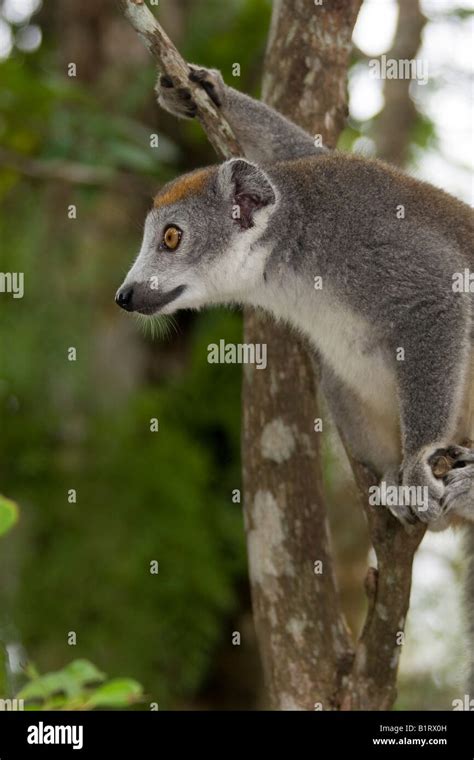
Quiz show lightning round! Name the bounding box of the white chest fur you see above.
[250,279,399,422]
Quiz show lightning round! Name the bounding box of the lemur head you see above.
[116,158,278,315]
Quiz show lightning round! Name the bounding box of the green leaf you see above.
[62,659,106,686]
[18,671,74,700]
[0,495,19,537]
[86,679,143,708]
[18,660,106,701]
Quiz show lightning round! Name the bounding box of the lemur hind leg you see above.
[320,364,401,487]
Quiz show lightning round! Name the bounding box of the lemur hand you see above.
[156,65,225,120]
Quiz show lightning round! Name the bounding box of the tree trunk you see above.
[241,0,362,710]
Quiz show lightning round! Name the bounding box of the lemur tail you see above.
[465,524,474,697]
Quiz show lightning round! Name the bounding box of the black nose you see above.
[115,286,134,311]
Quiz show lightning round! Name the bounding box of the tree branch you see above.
[339,455,425,710]
[373,0,426,165]
[0,147,142,190]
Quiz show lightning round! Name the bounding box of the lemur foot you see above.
[380,455,445,526]
[156,65,224,120]
[388,444,474,527]
[402,453,446,525]
[441,462,474,521]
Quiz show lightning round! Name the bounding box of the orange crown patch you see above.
[154,168,212,209]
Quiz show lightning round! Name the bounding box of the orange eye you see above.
[163,225,182,251]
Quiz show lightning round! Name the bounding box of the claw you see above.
[430,441,474,479]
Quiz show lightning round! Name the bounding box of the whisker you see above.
[134,313,177,341]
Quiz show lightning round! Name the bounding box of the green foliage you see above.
[86,679,143,709]
[0,7,250,699]
[0,178,244,706]
[0,55,177,199]
[17,659,143,710]
[0,495,18,538]
[184,0,271,78]
[409,113,437,153]
[337,123,364,153]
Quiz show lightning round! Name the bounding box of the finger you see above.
[201,80,221,107]
[189,68,208,83]
[188,69,221,107]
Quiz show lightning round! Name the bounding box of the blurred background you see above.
[0,0,472,710]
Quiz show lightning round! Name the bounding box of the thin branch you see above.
[117,0,241,159]
[339,454,425,709]
[0,147,115,186]
[0,147,149,193]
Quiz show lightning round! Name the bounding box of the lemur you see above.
[116,66,474,682]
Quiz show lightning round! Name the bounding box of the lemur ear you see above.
[217,158,277,230]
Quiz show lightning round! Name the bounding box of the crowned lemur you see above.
[116,66,474,681]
